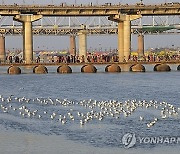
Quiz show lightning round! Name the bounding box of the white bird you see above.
[61,120,66,124]
[140,116,144,121]
[50,115,54,120]
[80,120,84,125]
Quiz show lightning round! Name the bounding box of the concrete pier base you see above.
[177,65,180,71]
[154,64,171,72]
[8,66,21,74]
[130,64,146,72]
[33,65,48,74]
[81,64,97,73]
[57,65,72,74]
[105,64,121,72]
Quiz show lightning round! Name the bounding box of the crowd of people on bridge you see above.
[38,54,119,63]
[128,54,180,62]
[34,52,180,63]
[3,51,180,64]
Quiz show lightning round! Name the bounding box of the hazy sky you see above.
[2,0,180,51]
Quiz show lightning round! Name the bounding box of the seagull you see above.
[140,116,144,121]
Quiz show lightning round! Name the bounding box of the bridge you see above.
[0,15,179,35]
[0,23,179,35]
[0,4,179,64]
[0,4,179,16]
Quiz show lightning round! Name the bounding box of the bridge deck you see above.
[0,4,179,16]
[1,61,180,67]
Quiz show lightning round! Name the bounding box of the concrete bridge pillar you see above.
[70,35,76,55]
[123,16,131,61]
[138,33,144,58]
[118,21,124,62]
[110,14,142,62]
[78,30,87,61]
[0,35,5,62]
[13,15,42,64]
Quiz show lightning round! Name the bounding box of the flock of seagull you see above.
[0,94,179,128]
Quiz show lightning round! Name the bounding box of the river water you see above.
[0,64,179,154]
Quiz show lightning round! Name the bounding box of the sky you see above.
[1,0,180,51]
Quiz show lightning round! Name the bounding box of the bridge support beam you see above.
[138,33,144,58]
[118,22,124,62]
[124,16,131,61]
[0,35,5,63]
[70,35,76,55]
[13,15,42,64]
[78,30,87,61]
[110,14,142,62]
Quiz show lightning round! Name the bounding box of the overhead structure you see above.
[0,4,179,63]
[0,4,179,16]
